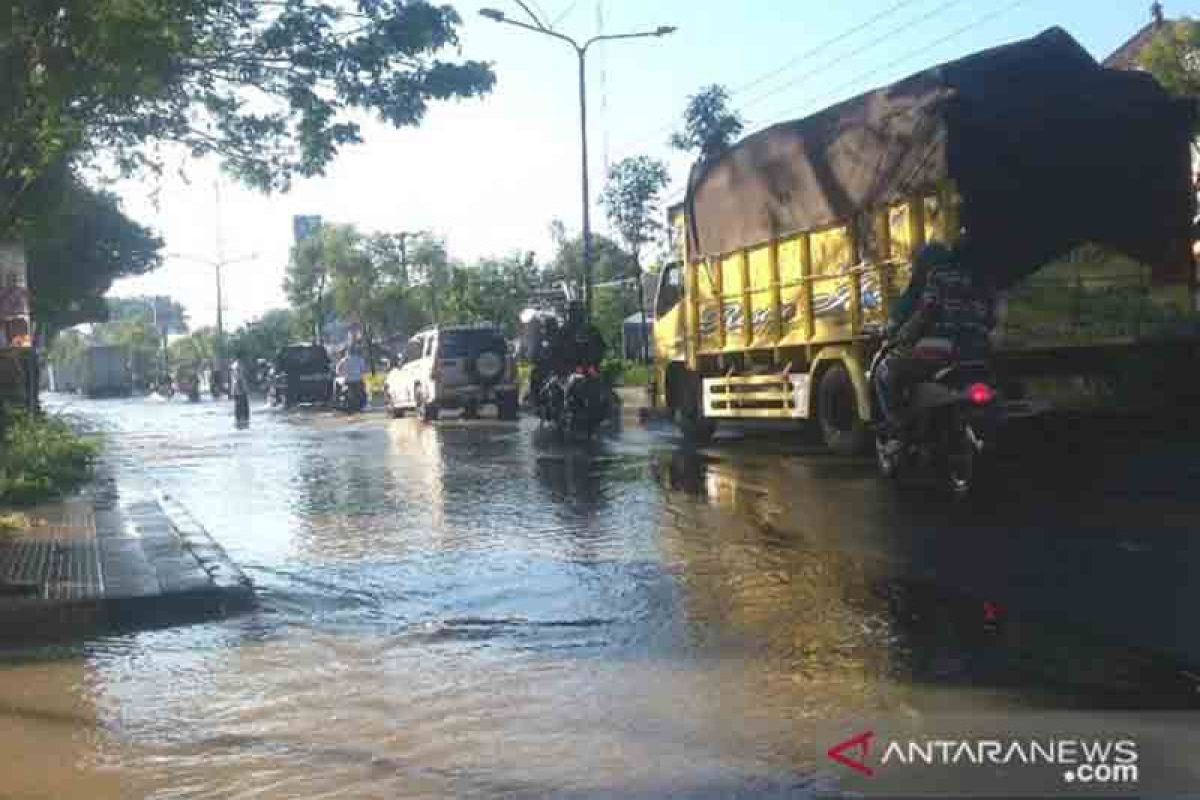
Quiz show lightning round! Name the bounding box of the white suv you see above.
[384,325,519,421]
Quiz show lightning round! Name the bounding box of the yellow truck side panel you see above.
[661,188,1190,407]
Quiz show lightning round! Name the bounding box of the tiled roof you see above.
[1103,20,1178,70]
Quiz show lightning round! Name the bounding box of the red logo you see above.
[827,730,875,777]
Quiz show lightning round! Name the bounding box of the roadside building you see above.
[0,242,35,409]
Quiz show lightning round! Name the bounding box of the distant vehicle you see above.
[82,345,133,398]
[385,324,519,421]
[333,376,367,413]
[175,368,201,402]
[267,343,333,407]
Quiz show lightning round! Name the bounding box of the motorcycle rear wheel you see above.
[942,414,976,498]
[875,434,901,480]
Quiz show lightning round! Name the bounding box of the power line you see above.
[511,0,547,29]
[749,0,1032,129]
[608,0,931,157]
[551,0,580,28]
[731,0,925,96]
[734,0,970,114]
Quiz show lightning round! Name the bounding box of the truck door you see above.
[653,262,685,364]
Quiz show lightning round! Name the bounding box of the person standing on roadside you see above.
[231,352,251,426]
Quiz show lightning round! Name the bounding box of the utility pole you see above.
[478,7,675,321]
[214,180,226,343]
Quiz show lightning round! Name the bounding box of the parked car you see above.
[384,325,519,421]
[267,343,333,407]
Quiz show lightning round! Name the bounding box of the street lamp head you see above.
[655,26,677,36]
[479,8,505,22]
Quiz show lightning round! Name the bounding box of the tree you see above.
[408,234,452,323]
[22,166,163,336]
[1140,19,1200,103]
[592,285,637,362]
[669,84,744,162]
[229,308,306,366]
[547,224,636,294]
[94,317,164,388]
[168,327,220,376]
[2,0,496,233]
[107,296,189,334]
[600,156,670,362]
[284,233,332,343]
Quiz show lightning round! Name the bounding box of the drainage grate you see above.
[0,539,52,595]
[45,540,102,600]
[0,539,103,600]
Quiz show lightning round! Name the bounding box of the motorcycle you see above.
[333,377,367,413]
[868,341,1003,497]
[537,365,613,437]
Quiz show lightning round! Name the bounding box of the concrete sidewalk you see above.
[0,468,254,643]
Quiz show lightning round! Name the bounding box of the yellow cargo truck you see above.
[652,28,1197,453]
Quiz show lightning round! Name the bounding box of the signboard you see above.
[0,242,31,347]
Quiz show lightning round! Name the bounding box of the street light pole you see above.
[479,8,675,321]
[576,45,592,317]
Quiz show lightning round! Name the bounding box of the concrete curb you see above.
[0,477,255,645]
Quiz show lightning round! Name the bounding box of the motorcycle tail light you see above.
[967,382,995,405]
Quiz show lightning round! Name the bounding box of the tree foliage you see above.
[2,0,497,231]
[284,231,332,341]
[669,84,744,162]
[22,165,163,335]
[600,156,670,267]
[228,308,307,365]
[1140,19,1200,102]
[547,223,636,290]
[107,296,189,334]
[168,327,220,375]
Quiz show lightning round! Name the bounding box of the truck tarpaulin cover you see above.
[684,27,1196,288]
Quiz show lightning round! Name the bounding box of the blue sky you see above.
[109,0,1195,329]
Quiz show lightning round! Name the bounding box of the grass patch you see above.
[0,512,30,535]
[601,359,651,387]
[0,410,100,506]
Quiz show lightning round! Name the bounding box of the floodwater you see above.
[2,396,1200,798]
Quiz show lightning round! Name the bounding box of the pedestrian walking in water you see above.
[231,353,251,426]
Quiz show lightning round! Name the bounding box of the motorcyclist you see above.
[551,301,606,375]
[335,345,367,410]
[527,314,559,407]
[875,241,996,436]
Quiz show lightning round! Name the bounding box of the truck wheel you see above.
[385,389,405,419]
[677,408,715,444]
[670,367,715,444]
[416,385,439,423]
[818,363,869,456]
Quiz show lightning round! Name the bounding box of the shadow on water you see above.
[650,432,1200,712]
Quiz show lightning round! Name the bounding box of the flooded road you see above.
[3,396,1200,797]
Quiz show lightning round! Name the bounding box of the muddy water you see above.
[2,397,1199,798]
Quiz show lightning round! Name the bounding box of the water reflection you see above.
[3,398,1196,799]
[652,449,1200,713]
